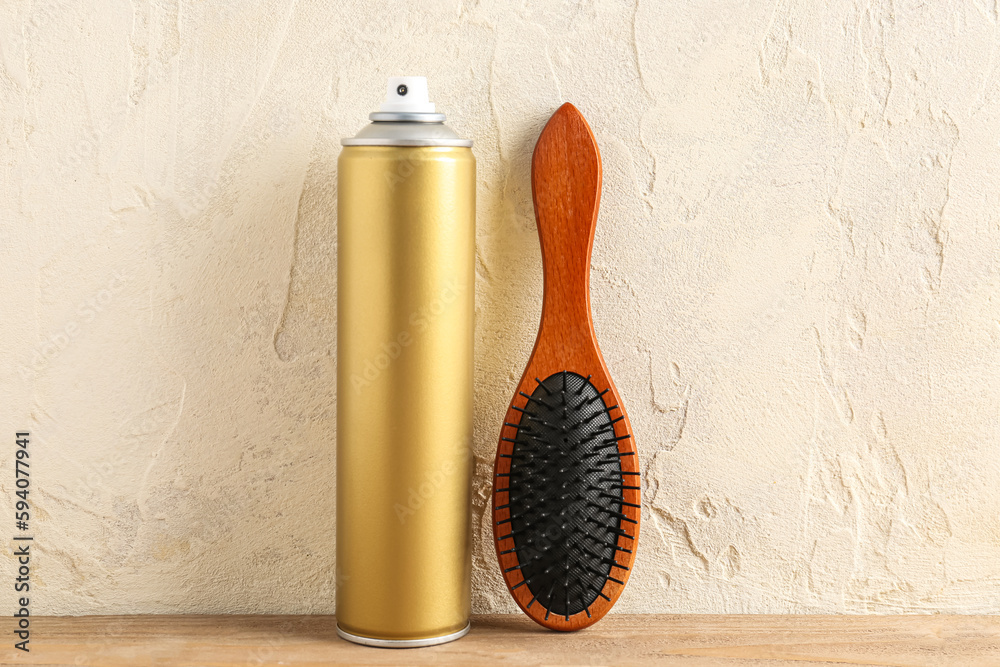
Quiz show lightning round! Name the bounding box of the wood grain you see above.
[2,614,997,666]
[491,103,641,631]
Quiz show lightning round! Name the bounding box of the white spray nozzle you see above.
[380,76,436,113]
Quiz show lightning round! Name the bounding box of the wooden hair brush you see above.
[491,103,640,631]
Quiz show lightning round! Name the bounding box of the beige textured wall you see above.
[3,0,1000,615]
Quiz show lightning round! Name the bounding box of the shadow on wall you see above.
[470,108,558,613]
[131,105,339,613]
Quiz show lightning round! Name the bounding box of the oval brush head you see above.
[492,103,640,631]
[503,371,633,619]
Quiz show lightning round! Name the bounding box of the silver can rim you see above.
[369,111,447,123]
[336,622,471,648]
[340,138,473,147]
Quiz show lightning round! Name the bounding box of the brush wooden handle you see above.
[532,102,602,354]
[492,103,640,632]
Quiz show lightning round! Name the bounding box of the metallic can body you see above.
[336,145,475,643]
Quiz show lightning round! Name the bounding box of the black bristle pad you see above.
[507,371,624,617]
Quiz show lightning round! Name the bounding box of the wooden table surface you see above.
[1,614,997,666]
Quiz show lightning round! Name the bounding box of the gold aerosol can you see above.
[336,77,475,647]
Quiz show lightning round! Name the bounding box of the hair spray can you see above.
[336,77,475,647]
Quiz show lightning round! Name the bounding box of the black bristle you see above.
[505,370,631,618]
[573,388,609,410]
